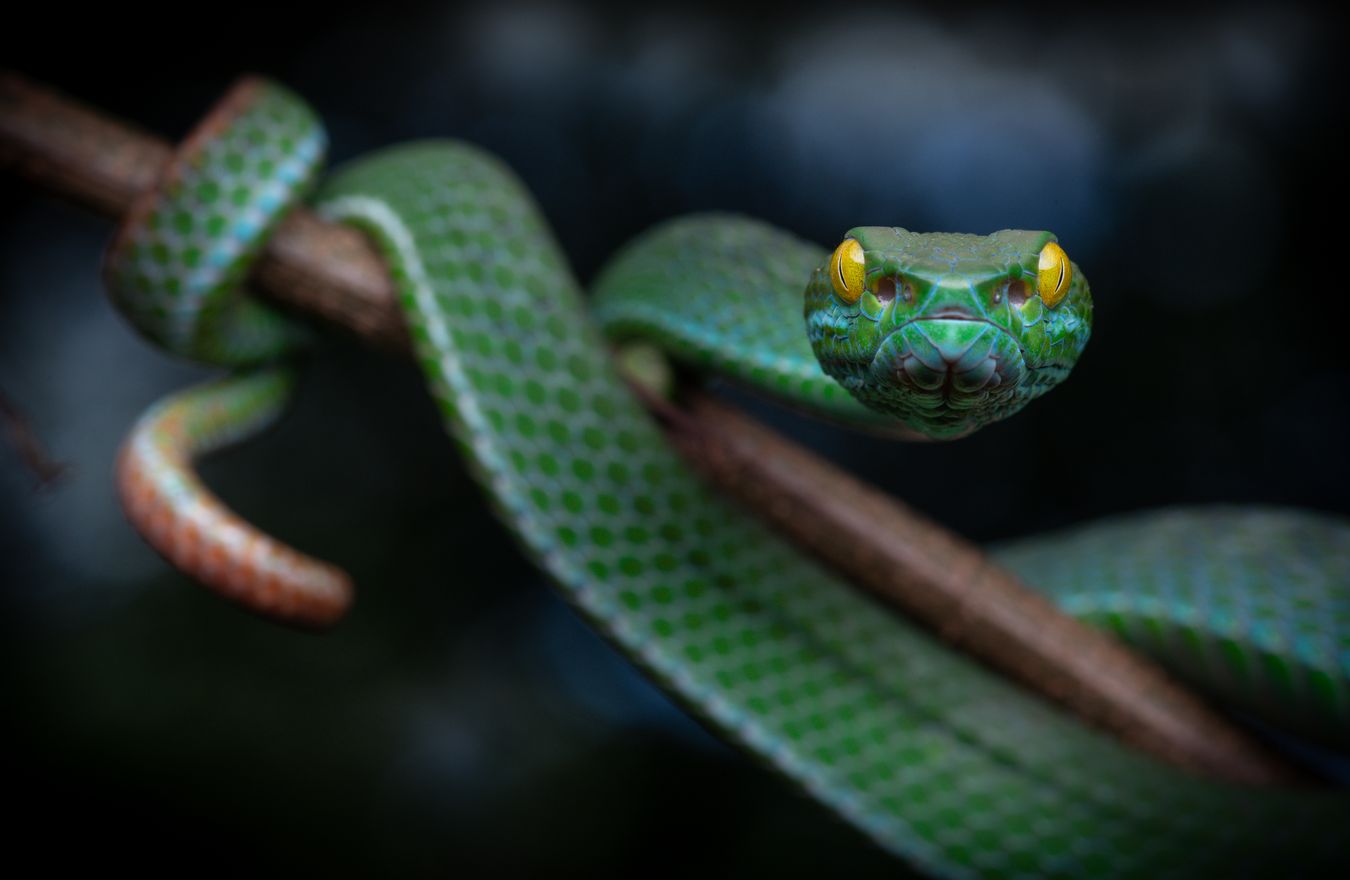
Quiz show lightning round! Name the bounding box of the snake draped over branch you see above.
[100,78,1350,878]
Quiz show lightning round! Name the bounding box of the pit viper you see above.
[101,77,1350,878]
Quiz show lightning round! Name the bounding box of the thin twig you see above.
[0,387,69,488]
[0,70,1301,783]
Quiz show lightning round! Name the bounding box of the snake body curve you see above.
[103,79,1350,877]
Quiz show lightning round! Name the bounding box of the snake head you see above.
[805,227,1092,439]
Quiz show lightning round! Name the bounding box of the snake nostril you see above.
[875,277,896,303]
[1006,279,1028,308]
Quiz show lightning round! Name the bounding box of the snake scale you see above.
[100,78,1349,877]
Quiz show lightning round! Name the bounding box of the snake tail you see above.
[103,78,351,626]
[116,368,352,626]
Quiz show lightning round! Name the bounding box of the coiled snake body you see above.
[102,79,1350,877]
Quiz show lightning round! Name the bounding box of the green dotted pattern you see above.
[592,215,891,430]
[997,507,1350,750]
[312,140,1348,877]
[104,81,321,367]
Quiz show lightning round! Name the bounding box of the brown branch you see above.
[0,70,1301,784]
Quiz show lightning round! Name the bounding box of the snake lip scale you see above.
[868,318,1023,405]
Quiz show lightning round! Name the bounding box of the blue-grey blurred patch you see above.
[758,12,1106,249]
[0,204,214,614]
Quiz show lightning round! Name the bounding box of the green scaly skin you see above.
[106,81,1350,878]
[593,216,886,428]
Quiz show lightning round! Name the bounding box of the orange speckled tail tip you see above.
[115,400,352,629]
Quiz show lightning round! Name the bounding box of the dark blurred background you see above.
[2,2,1347,875]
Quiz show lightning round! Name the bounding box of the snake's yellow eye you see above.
[829,238,866,305]
[1037,241,1072,308]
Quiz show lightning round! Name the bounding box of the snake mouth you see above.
[868,313,1026,405]
[890,308,1017,342]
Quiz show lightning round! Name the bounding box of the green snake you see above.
[101,78,1350,877]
